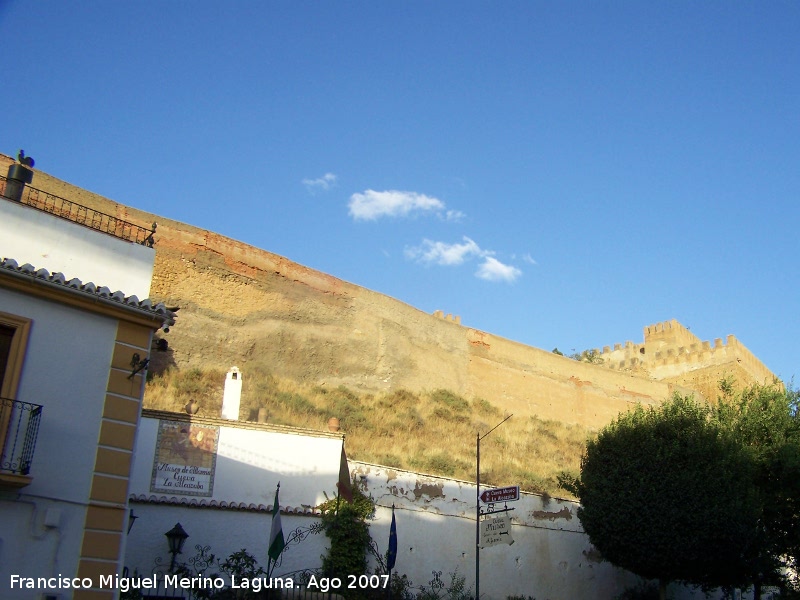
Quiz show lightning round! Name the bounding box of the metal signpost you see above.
[475,415,514,600]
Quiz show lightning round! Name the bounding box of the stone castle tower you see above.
[597,319,777,402]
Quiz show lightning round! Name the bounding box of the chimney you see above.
[4,162,33,202]
[221,366,242,420]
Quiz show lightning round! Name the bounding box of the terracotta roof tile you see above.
[128,494,320,515]
[0,257,176,326]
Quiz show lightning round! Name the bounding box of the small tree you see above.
[317,485,376,598]
[713,382,800,597]
[576,395,761,599]
[570,349,604,364]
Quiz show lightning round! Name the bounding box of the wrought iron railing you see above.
[0,397,43,476]
[0,175,156,247]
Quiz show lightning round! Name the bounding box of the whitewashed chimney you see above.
[221,366,242,420]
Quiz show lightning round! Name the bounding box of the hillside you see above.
[144,366,592,497]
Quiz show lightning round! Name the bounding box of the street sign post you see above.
[476,414,513,600]
[480,485,520,504]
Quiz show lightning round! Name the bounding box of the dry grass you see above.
[144,367,592,498]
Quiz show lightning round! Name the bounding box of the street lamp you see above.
[165,523,189,572]
[476,414,512,600]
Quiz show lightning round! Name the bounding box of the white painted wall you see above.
[355,462,760,600]
[124,504,328,583]
[125,416,346,587]
[351,461,639,599]
[130,416,345,510]
[0,286,120,597]
[124,420,763,599]
[0,198,155,298]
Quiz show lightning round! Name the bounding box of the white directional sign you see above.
[480,514,514,548]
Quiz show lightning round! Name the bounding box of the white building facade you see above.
[0,179,173,600]
[125,411,345,582]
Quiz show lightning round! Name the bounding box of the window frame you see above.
[0,310,31,400]
[0,311,32,482]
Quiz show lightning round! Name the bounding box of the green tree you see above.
[576,395,761,599]
[712,382,800,597]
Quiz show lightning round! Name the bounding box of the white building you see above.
[125,410,345,584]
[0,169,174,600]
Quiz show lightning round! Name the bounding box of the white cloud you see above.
[444,209,466,222]
[303,173,337,192]
[476,257,522,283]
[406,236,522,283]
[405,236,482,266]
[349,190,445,220]
[522,253,537,265]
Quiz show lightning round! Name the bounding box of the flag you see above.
[337,446,353,503]
[387,505,397,571]
[268,483,285,561]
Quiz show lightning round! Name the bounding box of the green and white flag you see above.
[268,483,285,561]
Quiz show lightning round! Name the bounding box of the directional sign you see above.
[480,485,520,504]
[480,515,515,548]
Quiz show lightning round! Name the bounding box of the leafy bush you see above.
[614,581,659,599]
[416,570,472,600]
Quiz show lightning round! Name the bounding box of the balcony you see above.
[0,174,156,247]
[0,397,43,489]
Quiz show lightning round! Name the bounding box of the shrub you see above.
[430,389,470,412]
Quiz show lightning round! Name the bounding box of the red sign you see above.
[480,485,520,504]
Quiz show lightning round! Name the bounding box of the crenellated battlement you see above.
[433,310,461,325]
[644,319,701,348]
[598,319,777,400]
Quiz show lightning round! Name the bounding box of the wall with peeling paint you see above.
[352,460,636,599]
[120,408,747,600]
[353,461,751,600]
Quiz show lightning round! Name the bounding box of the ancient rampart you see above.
[598,319,777,402]
[3,154,772,429]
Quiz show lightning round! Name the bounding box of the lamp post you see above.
[165,523,189,572]
[476,414,512,600]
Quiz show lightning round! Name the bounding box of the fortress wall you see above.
[600,340,646,371]
[646,334,775,386]
[658,362,757,405]
[462,328,685,427]
[598,317,777,396]
[0,154,698,428]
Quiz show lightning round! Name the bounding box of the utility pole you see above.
[475,414,512,600]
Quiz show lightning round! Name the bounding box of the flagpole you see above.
[388,506,393,600]
[268,482,285,579]
[387,504,397,600]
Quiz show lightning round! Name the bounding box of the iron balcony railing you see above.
[0,397,43,476]
[0,174,156,247]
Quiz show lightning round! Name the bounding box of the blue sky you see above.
[2,2,798,385]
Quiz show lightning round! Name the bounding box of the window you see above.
[0,312,31,473]
[0,312,30,399]
[0,325,14,392]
